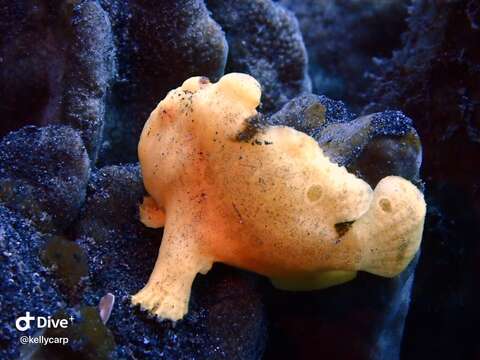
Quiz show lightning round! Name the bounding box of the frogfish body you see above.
[131,73,426,321]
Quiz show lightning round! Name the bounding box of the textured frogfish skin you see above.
[132,73,426,321]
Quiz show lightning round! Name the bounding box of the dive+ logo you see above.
[15,312,74,332]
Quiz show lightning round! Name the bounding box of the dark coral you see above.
[75,164,148,243]
[0,0,311,162]
[0,0,227,164]
[206,0,311,113]
[0,0,115,161]
[0,125,90,233]
[63,0,115,160]
[0,205,63,359]
[268,95,422,187]
[267,93,354,133]
[264,258,418,360]
[318,111,422,187]
[404,184,479,360]
[0,1,72,136]
[279,0,409,111]
[98,0,228,163]
[155,266,266,360]
[366,0,480,358]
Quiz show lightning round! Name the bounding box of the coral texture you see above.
[98,0,228,163]
[269,94,422,187]
[366,0,480,358]
[132,73,426,321]
[279,0,409,110]
[206,0,311,113]
[0,1,115,161]
[0,125,90,232]
[0,205,63,359]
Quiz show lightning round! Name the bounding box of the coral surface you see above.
[98,0,228,163]
[0,1,114,161]
[366,0,480,358]
[0,205,63,359]
[0,125,90,232]
[207,0,311,113]
[279,0,409,110]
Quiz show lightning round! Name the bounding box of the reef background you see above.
[0,0,478,359]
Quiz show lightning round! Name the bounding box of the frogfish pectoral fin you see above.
[139,196,166,228]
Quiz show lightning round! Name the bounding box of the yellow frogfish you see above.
[131,73,426,321]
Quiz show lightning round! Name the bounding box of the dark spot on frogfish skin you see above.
[235,114,265,142]
[396,240,410,262]
[334,221,355,238]
[199,76,210,84]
